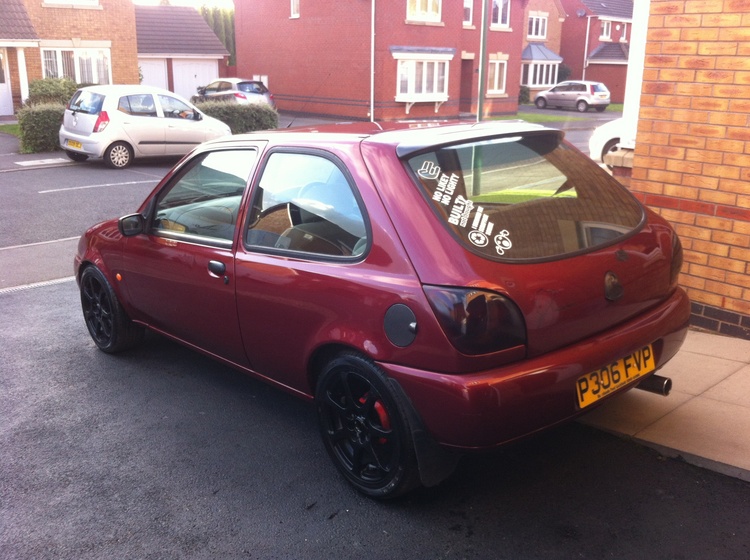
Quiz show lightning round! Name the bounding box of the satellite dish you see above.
[577,8,586,16]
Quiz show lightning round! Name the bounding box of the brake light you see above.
[424,286,526,355]
[93,111,110,133]
[233,92,247,101]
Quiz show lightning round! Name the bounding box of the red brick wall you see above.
[235,0,522,120]
[631,0,750,338]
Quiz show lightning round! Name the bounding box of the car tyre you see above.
[80,266,144,353]
[535,97,547,109]
[104,141,134,169]
[316,351,421,499]
[595,106,607,112]
[65,150,89,162]
[576,100,589,113]
[601,138,621,169]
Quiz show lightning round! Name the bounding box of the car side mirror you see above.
[193,111,202,121]
[118,213,145,237]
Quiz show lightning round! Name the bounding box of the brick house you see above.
[234,0,526,121]
[0,0,139,116]
[521,0,566,100]
[610,0,750,340]
[557,0,632,103]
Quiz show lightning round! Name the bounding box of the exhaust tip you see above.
[636,374,672,396]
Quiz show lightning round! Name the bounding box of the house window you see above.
[600,20,612,40]
[527,14,547,39]
[42,48,111,84]
[620,23,628,42]
[521,62,558,87]
[463,0,473,25]
[491,0,510,29]
[487,60,507,94]
[291,0,299,18]
[391,47,454,112]
[407,0,441,23]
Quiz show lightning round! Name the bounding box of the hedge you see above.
[17,103,65,153]
[195,101,278,134]
[26,78,79,106]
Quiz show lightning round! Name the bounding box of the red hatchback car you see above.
[75,121,690,498]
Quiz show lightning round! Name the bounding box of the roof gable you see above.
[580,0,633,20]
[135,5,228,56]
[0,0,39,41]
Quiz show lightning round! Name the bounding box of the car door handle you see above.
[207,260,228,283]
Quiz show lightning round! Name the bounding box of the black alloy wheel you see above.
[80,266,143,353]
[316,352,420,499]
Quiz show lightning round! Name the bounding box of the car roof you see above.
[200,120,557,156]
[209,78,261,85]
[78,84,187,98]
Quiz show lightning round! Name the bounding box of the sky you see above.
[132,0,234,8]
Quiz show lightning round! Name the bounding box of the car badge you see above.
[604,271,624,302]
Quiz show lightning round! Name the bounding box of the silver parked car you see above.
[192,78,276,108]
[59,85,232,169]
[534,80,610,113]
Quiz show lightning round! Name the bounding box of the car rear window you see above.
[404,131,644,262]
[592,83,609,93]
[238,82,268,94]
[67,90,105,115]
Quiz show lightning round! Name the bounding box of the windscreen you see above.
[405,132,644,262]
[68,90,105,115]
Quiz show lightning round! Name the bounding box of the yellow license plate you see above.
[67,140,82,149]
[576,344,655,409]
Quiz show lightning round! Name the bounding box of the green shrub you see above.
[17,103,65,153]
[195,101,278,134]
[519,86,530,105]
[26,78,78,106]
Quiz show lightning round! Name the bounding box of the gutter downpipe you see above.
[582,15,592,80]
[477,0,489,122]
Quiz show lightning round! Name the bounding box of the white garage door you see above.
[138,58,168,90]
[172,59,219,100]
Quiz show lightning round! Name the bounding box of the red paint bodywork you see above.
[75,122,690,451]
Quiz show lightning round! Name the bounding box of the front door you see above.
[0,50,13,116]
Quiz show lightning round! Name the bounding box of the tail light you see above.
[233,92,247,101]
[93,111,110,133]
[424,286,526,355]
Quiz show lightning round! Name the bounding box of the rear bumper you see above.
[59,129,106,158]
[380,287,690,450]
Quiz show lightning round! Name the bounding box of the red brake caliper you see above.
[360,395,391,443]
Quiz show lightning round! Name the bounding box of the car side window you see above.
[245,152,367,258]
[152,149,257,246]
[204,81,220,94]
[118,94,157,117]
[159,94,196,119]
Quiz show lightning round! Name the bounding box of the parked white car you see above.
[60,85,231,169]
[535,81,610,113]
[588,117,623,165]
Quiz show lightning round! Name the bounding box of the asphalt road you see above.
[1,123,749,559]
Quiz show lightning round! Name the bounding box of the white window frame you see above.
[600,20,612,41]
[41,47,112,85]
[463,0,473,26]
[487,59,507,94]
[620,22,629,43]
[521,62,559,88]
[290,0,300,18]
[527,14,547,40]
[491,0,511,29]
[393,50,453,113]
[407,0,441,23]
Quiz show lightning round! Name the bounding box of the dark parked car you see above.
[75,121,690,498]
[192,78,276,108]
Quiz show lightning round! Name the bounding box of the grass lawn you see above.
[500,103,623,123]
[0,123,20,137]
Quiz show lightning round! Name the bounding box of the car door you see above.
[157,93,209,155]
[116,94,166,156]
[118,147,260,366]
